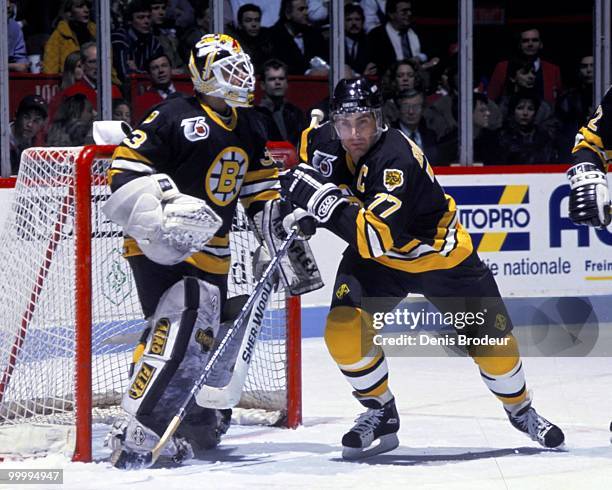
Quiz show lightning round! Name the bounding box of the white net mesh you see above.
[0,146,297,458]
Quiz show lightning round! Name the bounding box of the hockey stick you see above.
[128,227,299,469]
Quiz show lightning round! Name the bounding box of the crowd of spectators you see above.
[4,0,597,172]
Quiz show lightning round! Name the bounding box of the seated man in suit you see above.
[367,0,430,78]
[268,0,327,75]
[391,89,439,164]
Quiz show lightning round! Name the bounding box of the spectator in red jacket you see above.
[487,27,562,107]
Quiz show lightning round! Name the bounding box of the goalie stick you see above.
[121,226,300,470]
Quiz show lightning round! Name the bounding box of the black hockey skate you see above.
[342,396,400,460]
[505,397,564,448]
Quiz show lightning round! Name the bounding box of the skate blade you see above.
[342,433,399,460]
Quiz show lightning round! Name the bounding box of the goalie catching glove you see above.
[102,174,223,265]
[567,162,611,227]
[280,163,347,223]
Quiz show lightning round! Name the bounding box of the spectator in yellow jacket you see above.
[42,0,96,74]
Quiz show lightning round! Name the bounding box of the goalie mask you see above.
[188,34,255,107]
[330,77,385,140]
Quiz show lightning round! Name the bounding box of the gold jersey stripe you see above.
[364,210,393,250]
[244,168,279,183]
[576,127,605,150]
[200,102,237,131]
[375,225,473,273]
[122,238,230,274]
[122,238,143,257]
[395,238,420,253]
[356,209,371,258]
[185,252,230,274]
[240,189,281,208]
[431,198,458,252]
[112,146,152,165]
[299,126,314,163]
[208,234,230,247]
[107,168,122,186]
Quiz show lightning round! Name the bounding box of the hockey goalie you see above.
[100,33,321,468]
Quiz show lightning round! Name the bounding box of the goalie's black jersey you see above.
[299,122,473,273]
[109,95,280,275]
[572,86,612,171]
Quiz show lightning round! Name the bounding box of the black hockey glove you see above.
[567,162,611,227]
[280,163,347,223]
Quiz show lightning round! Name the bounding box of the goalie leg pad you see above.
[121,276,225,448]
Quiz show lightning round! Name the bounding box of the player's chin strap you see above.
[126,227,299,470]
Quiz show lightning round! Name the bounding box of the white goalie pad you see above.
[122,277,222,419]
[103,174,223,265]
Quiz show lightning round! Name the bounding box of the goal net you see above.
[0,145,301,461]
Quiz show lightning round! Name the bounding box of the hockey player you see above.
[102,33,319,468]
[566,87,612,437]
[281,77,565,459]
[566,87,612,228]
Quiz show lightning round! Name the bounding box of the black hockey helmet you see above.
[330,78,383,114]
[330,78,384,139]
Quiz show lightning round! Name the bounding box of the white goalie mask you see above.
[188,33,256,107]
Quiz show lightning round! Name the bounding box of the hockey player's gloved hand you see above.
[282,208,317,240]
[567,162,611,227]
[280,163,347,223]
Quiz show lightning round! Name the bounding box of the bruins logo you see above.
[335,283,350,300]
[383,169,404,192]
[206,147,248,206]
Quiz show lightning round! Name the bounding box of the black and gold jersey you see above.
[109,95,280,274]
[572,86,612,171]
[299,122,473,273]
